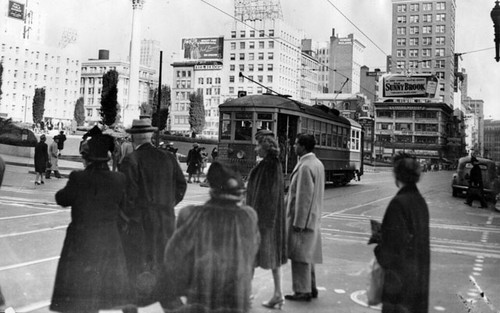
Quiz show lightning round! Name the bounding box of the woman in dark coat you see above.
[186,143,202,183]
[159,162,260,313]
[50,133,131,313]
[246,134,287,309]
[34,134,49,185]
[374,152,430,313]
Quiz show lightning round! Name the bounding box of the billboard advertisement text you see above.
[382,74,438,98]
[182,37,223,60]
[8,1,24,20]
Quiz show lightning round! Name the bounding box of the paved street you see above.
[0,160,499,313]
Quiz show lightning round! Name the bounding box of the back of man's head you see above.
[132,132,153,147]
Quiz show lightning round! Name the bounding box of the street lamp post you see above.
[491,0,500,62]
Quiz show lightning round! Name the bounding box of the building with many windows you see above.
[463,97,484,156]
[329,29,365,94]
[299,39,320,105]
[222,19,303,99]
[0,0,81,125]
[484,119,500,162]
[374,100,453,164]
[170,60,223,138]
[391,0,456,106]
[80,50,157,124]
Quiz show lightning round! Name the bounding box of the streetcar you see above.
[217,94,363,185]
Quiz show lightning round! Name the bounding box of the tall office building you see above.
[329,29,365,94]
[0,0,81,124]
[391,0,456,106]
[223,18,303,99]
[140,39,160,71]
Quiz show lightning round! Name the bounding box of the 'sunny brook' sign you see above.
[383,75,438,98]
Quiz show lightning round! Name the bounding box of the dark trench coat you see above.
[34,141,49,173]
[375,183,430,313]
[119,143,187,303]
[50,165,131,312]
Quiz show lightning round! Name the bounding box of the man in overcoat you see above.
[46,136,62,179]
[285,133,325,302]
[119,119,187,305]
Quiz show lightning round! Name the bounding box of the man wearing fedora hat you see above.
[119,118,187,305]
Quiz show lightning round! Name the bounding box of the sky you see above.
[41,0,500,119]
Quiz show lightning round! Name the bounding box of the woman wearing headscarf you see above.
[374,152,430,313]
[246,134,287,309]
[34,134,49,185]
[158,161,260,313]
[50,131,131,313]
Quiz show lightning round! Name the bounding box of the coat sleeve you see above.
[374,198,411,269]
[292,165,315,230]
[55,171,79,207]
[119,155,140,222]
[172,155,187,205]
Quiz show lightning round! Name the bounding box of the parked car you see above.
[451,156,500,203]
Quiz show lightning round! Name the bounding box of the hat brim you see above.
[126,126,158,134]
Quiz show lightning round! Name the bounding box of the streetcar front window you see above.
[235,120,253,141]
[221,120,232,140]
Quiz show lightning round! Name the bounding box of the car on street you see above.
[451,156,500,203]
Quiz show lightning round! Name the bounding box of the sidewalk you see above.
[1,153,198,180]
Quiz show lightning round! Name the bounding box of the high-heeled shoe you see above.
[262,296,284,310]
[35,181,40,185]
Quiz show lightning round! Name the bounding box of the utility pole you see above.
[155,51,163,148]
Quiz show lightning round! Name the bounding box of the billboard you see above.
[8,1,24,20]
[181,37,223,60]
[382,74,439,98]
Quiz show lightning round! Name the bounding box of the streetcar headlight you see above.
[236,150,246,159]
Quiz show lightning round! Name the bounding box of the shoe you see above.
[41,181,44,184]
[262,296,284,309]
[35,182,40,185]
[284,293,311,302]
[311,288,318,299]
[187,180,192,183]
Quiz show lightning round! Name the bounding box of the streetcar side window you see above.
[321,122,327,146]
[326,124,332,147]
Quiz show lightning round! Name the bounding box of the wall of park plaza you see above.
[373,101,454,164]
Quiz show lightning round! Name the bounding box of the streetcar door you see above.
[277,114,298,175]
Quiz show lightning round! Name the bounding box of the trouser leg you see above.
[291,260,311,294]
[45,170,51,178]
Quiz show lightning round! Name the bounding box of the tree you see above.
[74,97,85,126]
[100,69,119,126]
[151,85,171,131]
[189,91,205,137]
[32,87,45,124]
[140,102,152,117]
[0,62,3,101]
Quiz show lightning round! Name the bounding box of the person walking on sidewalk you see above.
[285,133,324,302]
[464,157,488,208]
[34,134,49,185]
[46,136,62,179]
[186,143,202,183]
[55,130,66,156]
[119,119,187,306]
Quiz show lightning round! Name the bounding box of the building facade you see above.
[170,60,223,138]
[374,101,453,164]
[391,0,456,106]
[140,39,160,74]
[222,19,303,99]
[80,50,157,124]
[463,97,484,156]
[0,0,81,125]
[299,39,320,105]
[329,29,365,94]
[484,119,500,162]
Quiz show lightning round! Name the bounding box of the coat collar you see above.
[136,142,155,151]
[291,152,316,177]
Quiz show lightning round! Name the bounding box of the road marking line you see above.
[16,300,51,313]
[0,256,59,272]
[0,211,64,221]
[0,225,67,238]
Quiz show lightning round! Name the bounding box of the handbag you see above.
[367,258,384,306]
